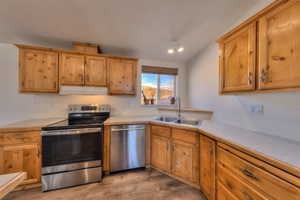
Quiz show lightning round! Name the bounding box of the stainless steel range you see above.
[41,104,110,191]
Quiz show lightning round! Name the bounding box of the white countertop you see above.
[0,172,26,199]
[105,116,300,171]
[0,118,65,132]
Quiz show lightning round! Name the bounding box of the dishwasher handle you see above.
[111,128,145,132]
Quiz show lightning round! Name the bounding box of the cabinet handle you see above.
[37,149,41,158]
[242,191,253,200]
[272,56,285,61]
[248,72,253,85]
[210,146,214,155]
[167,143,169,152]
[15,137,28,140]
[260,68,268,83]
[240,168,259,180]
[53,82,57,89]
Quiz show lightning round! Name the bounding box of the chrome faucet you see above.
[176,97,182,123]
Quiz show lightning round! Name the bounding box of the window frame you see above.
[141,72,177,106]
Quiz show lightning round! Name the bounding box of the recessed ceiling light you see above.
[168,49,174,54]
[177,47,184,53]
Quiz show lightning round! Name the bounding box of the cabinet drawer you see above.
[0,132,40,145]
[217,147,300,200]
[217,181,239,200]
[172,129,198,144]
[151,126,171,138]
[218,164,267,200]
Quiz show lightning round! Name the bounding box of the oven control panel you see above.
[68,104,111,113]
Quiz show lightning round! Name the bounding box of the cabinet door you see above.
[217,181,239,200]
[0,143,40,185]
[219,22,256,93]
[85,56,107,87]
[200,135,216,200]
[60,53,85,86]
[258,0,300,90]
[171,140,199,184]
[151,135,171,172]
[108,58,137,95]
[19,49,58,93]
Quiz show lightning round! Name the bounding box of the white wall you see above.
[0,43,187,125]
[187,0,300,142]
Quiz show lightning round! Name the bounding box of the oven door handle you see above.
[41,128,102,136]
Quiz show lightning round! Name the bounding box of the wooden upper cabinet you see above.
[151,135,171,172]
[108,58,137,95]
[85,56,107,87]
[258,0,300,90]
[19,48,59,93]
[200,135,216,200]
[218,0,300,94]
[60,53,85,86]
[219,22,256,93]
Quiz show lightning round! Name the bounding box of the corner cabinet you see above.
[218,0,300,95]
[200,135,216,200]
[108,58,137,95]
[19,48,59,93]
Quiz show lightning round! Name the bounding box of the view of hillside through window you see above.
[141,73,176,105]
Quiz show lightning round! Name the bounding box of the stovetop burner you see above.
[41,120,104,131]
[42,104,111,132]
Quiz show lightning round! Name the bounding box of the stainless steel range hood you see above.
[59,86,108,95]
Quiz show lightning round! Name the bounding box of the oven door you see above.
[42,128,102,167]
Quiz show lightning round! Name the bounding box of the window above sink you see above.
[141,66,177,106]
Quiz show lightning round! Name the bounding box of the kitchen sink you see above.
[155,116,201,126]
[174,119,201,126]
[155,116,178,122]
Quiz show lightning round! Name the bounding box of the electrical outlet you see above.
[248,104,264,114]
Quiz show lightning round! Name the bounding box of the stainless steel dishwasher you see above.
[110,124,145,172]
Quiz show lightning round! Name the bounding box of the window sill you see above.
[140,104,177,108]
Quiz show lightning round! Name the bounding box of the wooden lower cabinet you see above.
[150,126,199,185]
[0,143,40,185]
[217,181,239,200]
[171,139,199,184]
[151,135,171,172]
[217,144,300,200]
[200,135,216,200]
[0,132,41,187]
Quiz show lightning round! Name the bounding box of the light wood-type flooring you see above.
[4,169,206,200]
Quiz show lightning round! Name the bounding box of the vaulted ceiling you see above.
[0,0,260,63]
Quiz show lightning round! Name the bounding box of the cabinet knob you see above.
[248,72,253,85]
